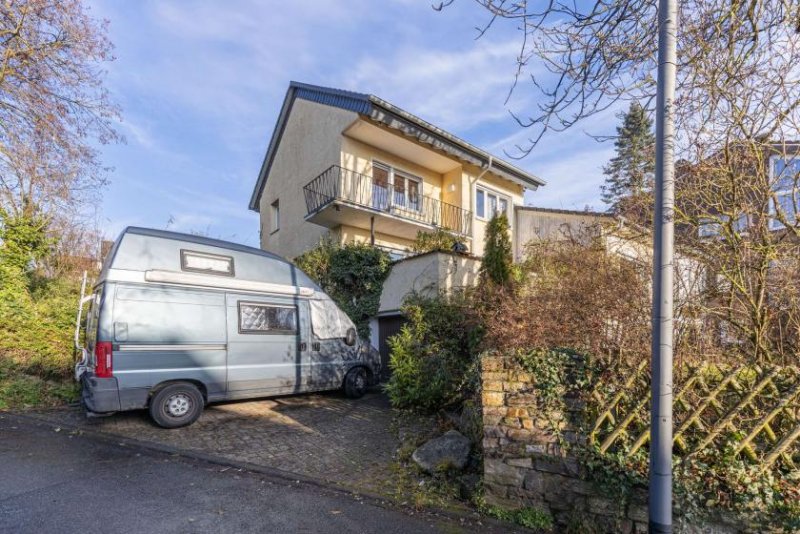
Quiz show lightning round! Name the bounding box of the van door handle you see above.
[299,342,307,351]
[312,342,321,351]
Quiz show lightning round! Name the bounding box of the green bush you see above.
[480,213,513,286]
[295,239,392,339]
[0,213,83,408]
[385,292,483,412]
[409,228,465,254]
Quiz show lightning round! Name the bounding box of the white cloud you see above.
[347,39,534,132]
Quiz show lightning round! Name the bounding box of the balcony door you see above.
[393,174,421,212]
[372,161,422,214]
[372,163,390,210]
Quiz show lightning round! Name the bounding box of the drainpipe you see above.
[476,155,494,182]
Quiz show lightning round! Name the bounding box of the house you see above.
[248,81,546,261]
[513,206,613,260]
[248,82,550,369]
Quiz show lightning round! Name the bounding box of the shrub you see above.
[295,239,392,339]
[0,214,84,407]
[480,213,513,287]
[409,228,466,254]
[481,238,653,363]
[385,292,483,412]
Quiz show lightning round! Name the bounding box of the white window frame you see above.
[180,249,234,277]
[475,185,512,222]
[270,199,280,234]
[769,155,799,231]
[373,160,422,212]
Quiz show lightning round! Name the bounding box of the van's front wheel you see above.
[149,382,204,429]
[344,367,368,399]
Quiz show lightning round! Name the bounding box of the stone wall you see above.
[481,352,650,533]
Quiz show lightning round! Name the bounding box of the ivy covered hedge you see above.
[294,239,392,339]
[505,348,800,530]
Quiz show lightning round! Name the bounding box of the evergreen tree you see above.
[601,102,655,218]
[481,213,513,286]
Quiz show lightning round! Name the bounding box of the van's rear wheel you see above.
[344,367,368,399]
[149,382,204,429]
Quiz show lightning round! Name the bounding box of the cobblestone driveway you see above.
[28,391,406,495]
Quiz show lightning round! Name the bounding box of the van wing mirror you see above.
[344,328,357,346]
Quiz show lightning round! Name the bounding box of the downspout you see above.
[476,155,494,182]
[475,156,494,255]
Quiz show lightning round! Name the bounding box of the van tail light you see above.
[95,341,113,378]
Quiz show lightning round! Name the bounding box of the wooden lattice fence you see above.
[589,363,800,474]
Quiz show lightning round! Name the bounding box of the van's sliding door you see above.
[225,294,303,394]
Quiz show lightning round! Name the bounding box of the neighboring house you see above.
[513,206,613,260]
[685,144,800,239]
[515,206,706,308]
[248,81,546,261]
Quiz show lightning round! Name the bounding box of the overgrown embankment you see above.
[0,216,85,409]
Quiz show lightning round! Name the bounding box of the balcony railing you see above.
[303,165,473,236]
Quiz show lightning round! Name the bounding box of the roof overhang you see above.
[249,81,546,212]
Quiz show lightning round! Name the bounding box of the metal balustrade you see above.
[303,165,472,235]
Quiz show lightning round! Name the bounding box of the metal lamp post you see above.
[650,0,678,531]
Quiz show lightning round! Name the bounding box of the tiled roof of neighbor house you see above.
[249,81,547,211]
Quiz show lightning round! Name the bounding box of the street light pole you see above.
[650,0,678,531]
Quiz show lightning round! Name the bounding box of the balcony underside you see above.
[306,200,454,241]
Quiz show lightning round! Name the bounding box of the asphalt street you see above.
[0,415,502,534]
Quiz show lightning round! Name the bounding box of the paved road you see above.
[0,415,503,534]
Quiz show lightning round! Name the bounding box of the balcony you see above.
[303,165,472,240]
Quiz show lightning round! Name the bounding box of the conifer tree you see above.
[601,102,655,219]
[481,213,513,286]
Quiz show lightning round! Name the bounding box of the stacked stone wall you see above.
[481,352,651,533]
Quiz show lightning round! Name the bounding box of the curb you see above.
[3,410,523,532]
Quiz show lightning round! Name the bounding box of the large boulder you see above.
[411,430,471,473]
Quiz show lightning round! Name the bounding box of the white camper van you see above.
[75,227,381,428]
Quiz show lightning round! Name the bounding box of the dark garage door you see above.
[378,315,404,381]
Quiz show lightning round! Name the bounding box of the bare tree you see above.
[444,0,800,362]
[0,0,120,225]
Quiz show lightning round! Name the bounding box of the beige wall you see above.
[514,209,612,260]
[378,251,481,313]
[463,164,525,257]
[259,99,358,260]
[338,224,415,251]
[258,100,529,260]
[341,136,445,203]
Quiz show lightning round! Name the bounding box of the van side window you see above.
[238,302,297,334]
[181,250,234,276]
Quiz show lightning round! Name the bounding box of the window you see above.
[476,186,510,220]
[373,161,422,211]
[770,156,799,230]
[271,199,280,233]
[372,163,390,210]
[698,213,749,238]
[238,302,297,334]
[698,218,721,238]
[180,250,234,276]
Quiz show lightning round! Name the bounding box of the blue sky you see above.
[88,0,620,247]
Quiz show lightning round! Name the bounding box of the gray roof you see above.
[249,81,546,211]
[123,226,288,262]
